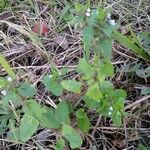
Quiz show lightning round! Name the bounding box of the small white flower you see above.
[109,106,113,111]
[107,13,111,19]
[7,77,12,82]
[86,12,90,17]
[109,19,116,26]
[49,75,53,78]
[108,111,112,115]
[1,90,6,96]
[86,8,91,13]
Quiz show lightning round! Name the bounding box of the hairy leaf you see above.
[77,58,94,80]
[82,26,94,58]
[55,101,69,124]
[17,83,36,98]
[76,109,90,133]
[43,75,63,96]
[86,83,102,101]
[112,111,122,127]
[40,107,61,129]
[54,138,65,150]
[20,114,39,142]
[61,80,81,94]
[62,124,83,149]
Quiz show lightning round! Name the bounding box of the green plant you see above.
[0,2,132,149]
[138,144,148,150]
[0,76,83,148]
[0,0,8,12]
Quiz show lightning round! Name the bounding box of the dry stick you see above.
[95,127,150,131]
[124,95,150,110]
[91,115,101,137]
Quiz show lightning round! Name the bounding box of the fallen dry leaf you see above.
[32,20,49,35]
[54,35,69,50]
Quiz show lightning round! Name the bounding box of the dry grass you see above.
[0,0,149,149]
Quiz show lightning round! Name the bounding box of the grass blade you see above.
[0,53,16,79]
[112,30,150,61]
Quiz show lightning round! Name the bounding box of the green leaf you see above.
[98,60,114,78]
[82,26,94,58]
[60,68,69,76]
[76,108,86,118]
[54,138,65,150]
[86,82,102,101]
[17,83,36,97]
[136,66,150,78]
[112,111,122,127]
[61,80,81,94]
[141,86,150,95]
[62,124,83,149]
[19,114,39,142]
[2,90,22,107]
[138,144,148,150]
[43,75,63,96]
[0,0,7,12]
[75,3,85,13]
[0,54,16,79]
[7,128,20,142]
[58,4,73,23]
[0,77,8,88]
[99,38,112,57]
[138,32,150,54]
[40,107,61,129]
[86,10,98,26]
[84,97,99,109]
[25,100,60,129]
[97,7,106,21]
[24,100,43,119]
[111,89,126,110]
[113,97,125,110]
[99,81,114,96]
[101,24,116,37]
[0,117,8,133]
[55,101,69,124]
[77,58,94,80]
[7,119,20,142]
[51,66,61,78]
[76,109,90,133]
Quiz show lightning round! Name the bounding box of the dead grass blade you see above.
[0,20,49,59]
[124,95,150,110]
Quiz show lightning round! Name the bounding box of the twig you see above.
[124,95,150,110]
